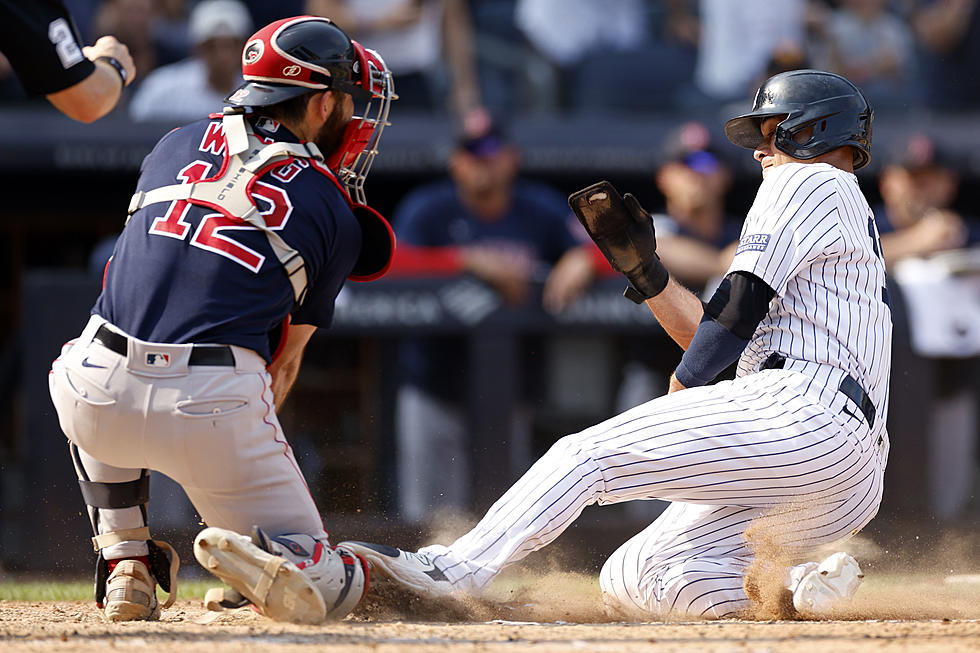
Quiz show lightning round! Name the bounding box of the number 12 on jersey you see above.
[147,160,293,272]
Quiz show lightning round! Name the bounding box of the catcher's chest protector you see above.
[127,108,347,307]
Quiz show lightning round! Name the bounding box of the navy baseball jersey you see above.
[394,179,580,259]
[394,178,582,400]
[95,116,362,362]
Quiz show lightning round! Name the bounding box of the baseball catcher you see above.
[49,15,395,623]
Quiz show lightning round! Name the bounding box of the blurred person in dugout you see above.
[874,133,980,522]
[306,0,480,115]
[616,122,743,412]
[815,0,919,108]
[91,0,186,82]
[129,0,251,121]
[385,110,597,523]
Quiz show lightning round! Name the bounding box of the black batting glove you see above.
[568,180,669,303]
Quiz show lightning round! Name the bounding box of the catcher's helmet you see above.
[225,16,368,107]
[724,70,873,170]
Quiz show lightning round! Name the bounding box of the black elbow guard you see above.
[704,271,776,339]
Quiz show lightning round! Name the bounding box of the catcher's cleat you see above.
[194,527,327,624]
[337,541,453,598]
[103,559,160,621]
[791,552,864,617]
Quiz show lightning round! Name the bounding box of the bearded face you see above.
[314,92,353,160]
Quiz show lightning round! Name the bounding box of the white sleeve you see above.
[728,164,843,295]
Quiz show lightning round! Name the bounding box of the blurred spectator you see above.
[385,110,597,522]
[615,122,742,412]
[242,0,304,34]
[153,0,194,65]
[92,0,165,79]
[818,0,919,106]
[515,0,646,69]
[875,132,980,522]
[129,0,251,122]
[691,0,806,106]
[468,0,558,115]
[912,0,980,111]
[878,133,972,263]
[513,0,700,112]
[306,0,480,115]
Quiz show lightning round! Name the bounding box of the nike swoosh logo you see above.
[424,566,449,583]
[81,357,107,369]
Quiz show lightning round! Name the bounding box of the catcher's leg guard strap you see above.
[147,540,180,608]
[78,476,150,509]
[92,537,179,608]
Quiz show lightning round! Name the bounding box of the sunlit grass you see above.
[0,579,217,602]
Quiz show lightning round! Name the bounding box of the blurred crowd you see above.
[1,0,976,527]
[1,0,979,121]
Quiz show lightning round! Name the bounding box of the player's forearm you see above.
[46,62,122,123]
[643,277,704,350]
[658,238,730,286]
[269,358,302,411]
[267,324,317,411]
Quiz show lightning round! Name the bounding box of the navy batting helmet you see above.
[724,70,873,170]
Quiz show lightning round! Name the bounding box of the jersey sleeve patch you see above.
[735,234,771,255]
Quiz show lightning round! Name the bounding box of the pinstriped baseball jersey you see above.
[730,162,891,424]
[400,160,892,619]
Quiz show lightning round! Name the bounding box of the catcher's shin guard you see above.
[72,446,178,617]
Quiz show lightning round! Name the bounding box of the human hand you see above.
[84,36,136,86]
[913,209,968,253]
[542,247,595,314]
[463,246,533,305]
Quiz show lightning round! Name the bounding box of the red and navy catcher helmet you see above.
[226,16,396,281]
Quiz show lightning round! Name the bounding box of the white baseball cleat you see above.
[194,527,327,624]
[337,541,453,598]
[791,551,864,617]
[103,559,160,621]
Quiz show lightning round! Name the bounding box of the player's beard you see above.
[315,100,352,163]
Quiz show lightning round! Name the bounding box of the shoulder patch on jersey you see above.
[736,233,771,254]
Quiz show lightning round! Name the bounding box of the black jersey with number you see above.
[0,0,95,95]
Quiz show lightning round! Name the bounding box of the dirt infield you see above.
[2,570,977,652]
[1,601,977,652]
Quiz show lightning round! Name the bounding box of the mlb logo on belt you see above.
[146,352,171,367]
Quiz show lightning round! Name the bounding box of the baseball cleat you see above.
[792,551,864,617]
[194,527,327,624]
[103,559,160,621]
[337,541,453,598]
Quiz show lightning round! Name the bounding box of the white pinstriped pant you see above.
[420,367,888,619]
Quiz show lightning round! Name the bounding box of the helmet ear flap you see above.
[350,41,371,90]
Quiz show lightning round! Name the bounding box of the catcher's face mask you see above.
[225,16,396,204]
